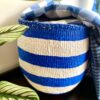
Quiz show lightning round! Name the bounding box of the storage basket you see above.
[18,17,89,94]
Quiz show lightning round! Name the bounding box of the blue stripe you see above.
[18,47,88,68]
[45,4,56,12]
[20,67,85,87]
[67,6,80,15]
[22,25,89,41]
[22,12,36,20]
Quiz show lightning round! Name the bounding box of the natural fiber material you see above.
[18,0,100,97]
[18,19,89,94]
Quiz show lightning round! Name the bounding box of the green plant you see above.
[0,24,28,46]
[0,25,40,100]
[0,81,39,100]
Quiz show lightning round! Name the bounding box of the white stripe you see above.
[18,35,89,57]
[25,77,80,94]
[19,58,88,78]
[22,7,32,15]
[39,19,78,24]
[39,0,47,7]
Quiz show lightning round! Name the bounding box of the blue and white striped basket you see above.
[18,1,90,94]
[18,18,89,94]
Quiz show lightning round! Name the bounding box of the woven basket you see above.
[18,17,89,94]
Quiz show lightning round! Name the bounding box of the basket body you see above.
[18,20,89,94]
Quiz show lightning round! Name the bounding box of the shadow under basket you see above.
[18,17,90,94]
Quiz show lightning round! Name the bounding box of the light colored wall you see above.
[0,0,36,74]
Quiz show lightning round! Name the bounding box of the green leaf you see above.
[0,81,40,100]
[0,25,28,46]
